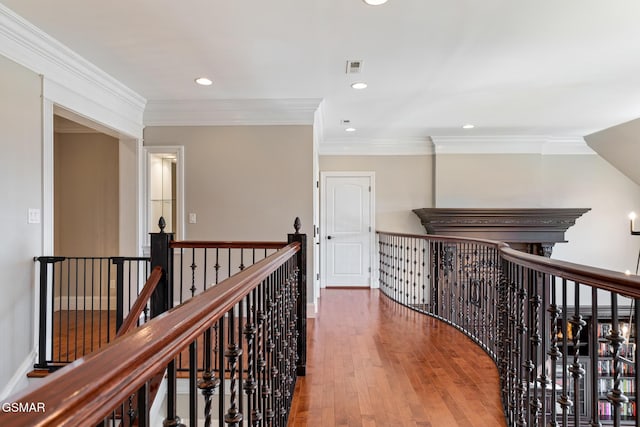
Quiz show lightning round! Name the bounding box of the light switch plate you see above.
[189,213,197,224]
[28,208,41,224]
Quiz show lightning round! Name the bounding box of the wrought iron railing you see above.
[34,255,151,370]
[4,225,307,426]
[34,240,289,372]
[378,230,640,427]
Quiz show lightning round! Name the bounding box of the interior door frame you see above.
[142,146,185,244]
[320,171,376,289]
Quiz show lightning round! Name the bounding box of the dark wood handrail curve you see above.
[170,240,287,249]
[116,266,163,338]
[0,242,300,427]
[377,230,640,299]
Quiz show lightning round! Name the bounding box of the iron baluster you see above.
[137,382,149,427]
[214,248,220,284]
[164,359,185,427]
[68,260,73,360]
[568,281,586,426]
[257,278,267,424]
[264,275,275,424]
[127,394,135,425]
[190,248,197,297]
[517,265,528,426]
[238,299,245,419]
[529,270,542,426]
[243,288,262,426]
[218,316,225,425]
[224,306,243,426]
[198,327,220,427]
[558,278,573,425]
[589,286,602,427]
[203,248,208,291]
[189,340,198,427]
[547,275,562,427]
[606,292,629,426]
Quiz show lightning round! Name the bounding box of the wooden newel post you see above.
[149,217,174,318]
[150,217,183,427]
[288,217,307,376]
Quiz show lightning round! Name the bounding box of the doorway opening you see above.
[143,146,185,243]
[53,115,120,256]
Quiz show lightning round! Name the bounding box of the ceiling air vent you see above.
[346,60,363,74]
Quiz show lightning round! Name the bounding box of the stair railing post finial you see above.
[288,217,307,376]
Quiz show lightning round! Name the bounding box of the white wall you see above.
[436,153,640,273]
[143,125,315,301]
[0,55,42,396]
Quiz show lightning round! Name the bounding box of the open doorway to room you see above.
[53,115,120,256]
[143,146,184,244]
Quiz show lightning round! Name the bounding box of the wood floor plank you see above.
[288,288,506,427]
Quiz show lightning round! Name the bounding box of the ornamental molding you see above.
[319,137,434,156]
[430,136,595,155]
[144,98,322,126]
[413,208,591,248]
[0,4,146,138]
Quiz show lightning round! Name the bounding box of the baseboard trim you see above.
[149,374,167,427]
[307,302,317,318]
[0,349,37,400]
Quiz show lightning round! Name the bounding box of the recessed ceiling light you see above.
[351,82,368,90]
[345,127,357,132]
[195,77,213,86]
[462,124,475,129]
[363,0,388,5]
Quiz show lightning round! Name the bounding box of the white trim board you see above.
[142,146,186,242]
[307,302,317,318]
[320,137,434,156]
[0,4,146,139]
[0,349,37,400]
[144,98,322,126]
[431,135,596,155]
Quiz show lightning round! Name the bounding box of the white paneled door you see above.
[322,173,374,287]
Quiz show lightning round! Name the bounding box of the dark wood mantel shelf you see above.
[412,208,590,256]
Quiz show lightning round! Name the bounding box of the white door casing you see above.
[321,172,375,288]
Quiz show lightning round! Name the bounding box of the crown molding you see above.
[431,135,596,155]
[0,4,146,138]
[144,98,322,126]
[319,137,434,156]
[313,100,326,145]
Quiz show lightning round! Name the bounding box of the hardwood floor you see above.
[52,310,116,362]
[288,288,506,427]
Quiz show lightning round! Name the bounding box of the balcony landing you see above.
[288,288,506,427]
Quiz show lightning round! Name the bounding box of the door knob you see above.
[327,235,332,240]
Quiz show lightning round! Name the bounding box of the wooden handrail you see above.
[0,242,300,427]
[377,230,640,299]
[116,266,163,338]
[170,240,287,249]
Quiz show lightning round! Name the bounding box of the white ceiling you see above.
[4,0,640,145]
